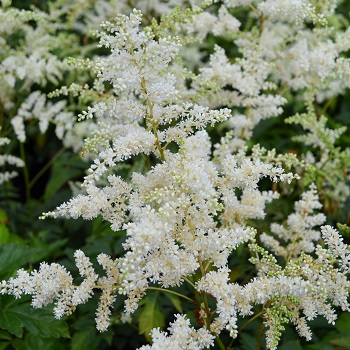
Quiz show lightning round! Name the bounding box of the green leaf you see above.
[0,209,8,224]
[0,296,69,339]
[0,298,23,337]
[71,329,99,350]
[0,330,12,341]
[0,244,32,278]
[164,293,183,313]
[0,225,10,244]
[138,291,165,342]
[279,339,303,350]
[13,305,69,338]
[11,338,26,350]
[335,313,350,334]
[0,220,24,245]
[43,153,86,202]
[0,342,9,350]
[329,338,350,348]
[0,209,24,245]
[12,334,66,350]
[28,231,68,263]
[239,332,258,350]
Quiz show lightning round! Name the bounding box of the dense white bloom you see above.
[258,0,327,25]
[10,116,25,143]
[44,175,131,232]
[196,268,239,337]
[321,225,350,273]
[1,2,350,350]
[212,5,240,36]
[138,314,215,350]
[261,184,326,259]
[192,42,286,151]
[224,0,254,7]
[0,250,122,332]
[11,91,77,144]
[185,11,217,40]
[0,134,24,185]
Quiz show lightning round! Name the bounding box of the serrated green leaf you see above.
[0,298,23,337]
[0,296,69,339]
[138,291,165,342]
[12,305,69,338]
[0,330,12,341]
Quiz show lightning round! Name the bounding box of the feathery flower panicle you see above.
[10,91,78,146]
[258,0,327,25]
[321,225,350,273]
[138,314,215,350]
[0,250,122,332]
[1,1,350,349]
[261,184,326,259]
[286,93,350,207]
[0,134,24,185]
[196,267,239,338]
[248,219,350,349]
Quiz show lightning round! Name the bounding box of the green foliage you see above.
[0,296,69,339]
[138,291,165,342]
[43,152,86,202]
[1,0,350,349]
[0,243,70,349]
[0,244,32,278]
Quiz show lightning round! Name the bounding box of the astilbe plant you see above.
[0,0,94,185]
[1,1,350,350]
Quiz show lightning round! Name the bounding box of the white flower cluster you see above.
[190,38,286,153]
[0,0,106,158]
[0,5,65,109]
[260,184,326,259]
[44,174,131,232]
[196,267,240,337]
[246,235,350,349]
[286,95,350,205]
[11,92,71,141]
[0,134,24,185]
[138,314,215,350]
[13,7,297,340]
[1,1,350,349]
[258,0,327,25]
[186,5,240,40]
[0,250,121,332]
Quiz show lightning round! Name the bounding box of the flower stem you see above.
[19,142,30,203]
[215,336,226,350]
[238,309,264,334]
[256,322,265,350]
[198,259,212,330]
[148,286,194,303]
[29,146,66,189]
[184,276,196,288]
[140,77,165,161]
